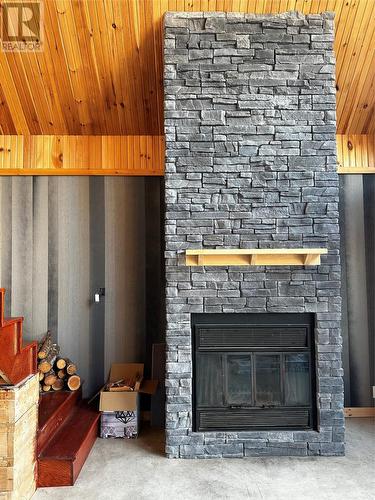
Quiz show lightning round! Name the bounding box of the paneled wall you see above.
[104,178,146,372]
[340,175,375,406]
[0,177,151,396]
[337,134,375,173]
[0,135,165,176]
[50,177,92,391]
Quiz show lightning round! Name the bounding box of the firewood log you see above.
[57,369,66,379]
[65,359,77,375]
[38,345,59,373]
[44,370,58,386]
[67,374,81,391]
[52,379,64,391]
[38,331,52,359]
[42,384,52,392]
[39,371,45,382]
[56,357,66,369]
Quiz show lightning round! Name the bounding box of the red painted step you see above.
[0,321,21,360]
[38,389,82,453]
[38,403,100,487]
[0,288,37,385]
[6,342,37,384]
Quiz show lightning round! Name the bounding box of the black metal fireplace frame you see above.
[192,313,317,433]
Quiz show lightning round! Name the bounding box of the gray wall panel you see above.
[0,178,12,317]
[89,177,105,392]
[342,175,372,406]
[339,178,351,405]
[11,178,33,339]
[145,178,165,377]
[56,177,91,395]
[363,176,375,393]
[32,177,49,339]
[48,178,59,342]
[104,177,146,375]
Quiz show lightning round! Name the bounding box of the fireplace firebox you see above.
[193,314,316,432]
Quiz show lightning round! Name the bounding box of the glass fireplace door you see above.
[226,355,252,406]
[196,353,310,409]
[193,313,316,432]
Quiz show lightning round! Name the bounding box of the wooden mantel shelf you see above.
[185,249,328,267]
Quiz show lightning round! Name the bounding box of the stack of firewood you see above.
[37,331,81,393]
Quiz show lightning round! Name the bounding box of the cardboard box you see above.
[99,364,157,439]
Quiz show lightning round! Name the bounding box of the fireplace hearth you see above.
[193,313,316,432]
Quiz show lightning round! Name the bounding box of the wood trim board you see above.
[0,134,374,176]
[337,134,375,173]
[0,135,165,175]
[344,407,375,417]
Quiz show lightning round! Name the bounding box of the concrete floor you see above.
[35,418,374,500]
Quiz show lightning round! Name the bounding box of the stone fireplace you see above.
[164,11,344,457]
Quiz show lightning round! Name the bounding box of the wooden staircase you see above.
[0,287,100,487]
[0,288,37,385]
[37,389,100,487]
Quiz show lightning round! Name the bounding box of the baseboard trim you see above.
[344,407,375,418]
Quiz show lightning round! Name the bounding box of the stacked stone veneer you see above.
[164,11,344,458]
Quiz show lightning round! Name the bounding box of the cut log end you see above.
[52,379,64,391]
[66,360,77,375]
[67,375,81,391]
[44,370,57,386]
[42,384,52,392]
[38,360,53,374]
[56,357,66,369]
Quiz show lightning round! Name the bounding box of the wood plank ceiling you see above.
[0,0,374,137]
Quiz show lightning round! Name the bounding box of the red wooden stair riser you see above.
[0,288,37,385]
